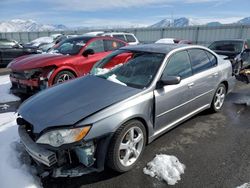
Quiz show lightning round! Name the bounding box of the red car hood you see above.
[9,54,74,71]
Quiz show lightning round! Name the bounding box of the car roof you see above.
[120,43,188,54]
[66,35,125,41]
[212,39,246,42]
[103,32,134,35]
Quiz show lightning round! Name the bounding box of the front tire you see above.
[210,84,226,113]
[53,71,76,85]
[107,120,146,172]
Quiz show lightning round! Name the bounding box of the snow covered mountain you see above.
[149,17,250,28]
[237,17,250,25]
[0,19,68,32]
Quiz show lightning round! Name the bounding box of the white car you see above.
[156,38,192,44]
[83,31,105,36]
[102,32,139,45]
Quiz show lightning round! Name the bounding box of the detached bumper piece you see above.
[236,69,250,84]
[18,125,57,167]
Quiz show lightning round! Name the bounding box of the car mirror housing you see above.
[156,76,181,89]
[83,49,95,57]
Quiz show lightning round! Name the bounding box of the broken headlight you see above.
[36,126,91,147]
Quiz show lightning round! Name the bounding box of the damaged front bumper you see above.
[18,125,112,178]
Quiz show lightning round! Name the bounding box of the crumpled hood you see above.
[9,53,72,71]
[18,75,141,134]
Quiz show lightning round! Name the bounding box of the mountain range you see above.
[149,17,250,28]
[0,17,250,32]
[0,19,68,32]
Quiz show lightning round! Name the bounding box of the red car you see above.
[8,36,127,94]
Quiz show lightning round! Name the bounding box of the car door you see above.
[187,48,220,111]
[154,50,194,132]
[77,39,110,74]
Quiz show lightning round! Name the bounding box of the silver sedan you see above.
[17,43,235,177]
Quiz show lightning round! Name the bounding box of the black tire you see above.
[210,84,226,113]
[107,120,146,172]
[53,70,76,85]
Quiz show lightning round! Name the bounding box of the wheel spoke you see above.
[215,100,220,107]
[119,143,129,150]
[123,150,131,164]
[129,128,134,141]
[134,133,142,143]
[132,148,140,158]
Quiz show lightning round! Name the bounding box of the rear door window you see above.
[188,49,213,74]
[125,35,136,43]
[205,51,217,67]
[113,35,126,42]
[104,40,126,51]
[163,51,192,79]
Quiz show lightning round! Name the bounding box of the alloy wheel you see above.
[118,126,144,167]
[56,73,73,84]
[214,86,226,110]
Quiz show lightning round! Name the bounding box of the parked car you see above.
[208,39,250,74]
[17,43,235,177]
[38,34,79,52]
[0,39,39,67]
[102,32,139,45]
[83,31,105,36]
[8,36,127,94]
[155,38,192,44]
[23,36,54,49]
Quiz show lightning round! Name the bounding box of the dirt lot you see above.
[1,81,250,188]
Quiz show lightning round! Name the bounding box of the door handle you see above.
[187,83,194,88]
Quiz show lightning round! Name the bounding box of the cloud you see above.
[48,0,228,11]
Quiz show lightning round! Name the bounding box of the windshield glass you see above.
[91,50,165,89]
[48,37,89,55]
[209,41,243,54]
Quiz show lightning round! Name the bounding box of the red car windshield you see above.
[49,37,89,55]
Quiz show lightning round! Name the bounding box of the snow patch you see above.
[107,74,127,86]
[0,75,20,103]
[233,96,250,106]
[237,183,250,188]
[0,104,9,110]
[143,154,185,185]
[0,112,41,188]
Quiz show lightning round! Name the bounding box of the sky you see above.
[0,0,249,27]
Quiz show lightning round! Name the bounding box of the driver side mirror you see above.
[83,49,95,57]
[156,76,181,89]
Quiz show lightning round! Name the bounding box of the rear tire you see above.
[210,84,226,113]
[107,120,146,172]
[53,71,76,85]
